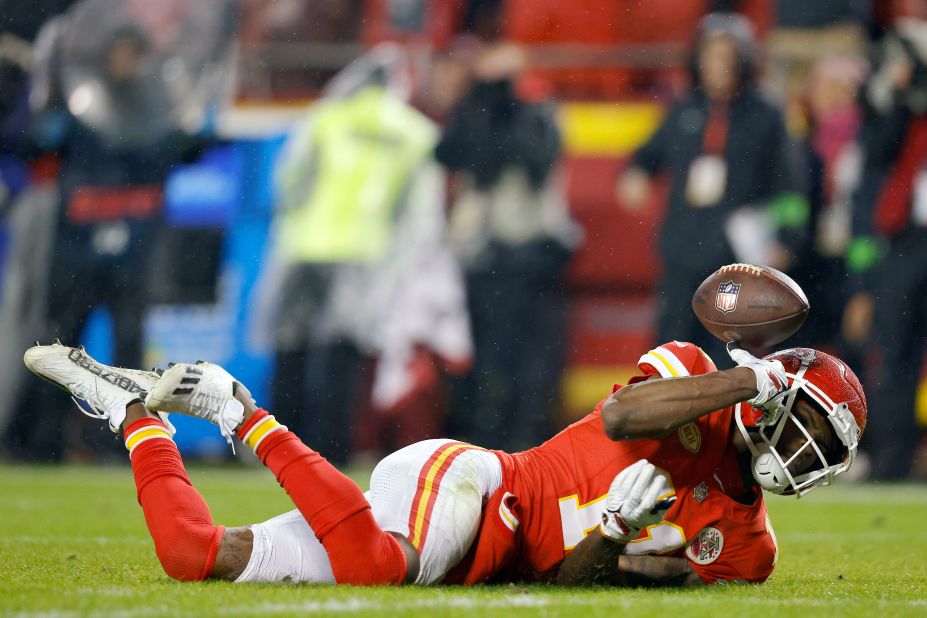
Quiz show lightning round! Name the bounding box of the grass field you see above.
[1,464,925,618]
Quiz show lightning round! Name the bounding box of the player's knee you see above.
[152,520,222,581]
[156,544,205,581]
[159,555,201,582]
[327,528,411,585]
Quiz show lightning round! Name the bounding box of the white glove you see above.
[600,459,676,543]
[727,342,789,418]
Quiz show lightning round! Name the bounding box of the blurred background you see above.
[0,0,924,483]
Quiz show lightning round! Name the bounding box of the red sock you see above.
[239,410,407,585]
[125,418,224,581]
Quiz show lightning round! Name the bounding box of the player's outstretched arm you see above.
[600,343,788,441]
[601,345,788,440]
[601,368,757,439]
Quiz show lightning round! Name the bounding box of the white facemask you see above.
[734,359,860,498]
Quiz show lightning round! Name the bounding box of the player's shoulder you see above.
[638,341,718,379]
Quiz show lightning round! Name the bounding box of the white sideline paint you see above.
[9,594,927,618]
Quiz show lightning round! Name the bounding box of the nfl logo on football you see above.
[715,281,741,314]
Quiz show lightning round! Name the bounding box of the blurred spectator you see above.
[807,58,866,201]
[4,23,212,461]
[785,56,866,354]
[254,45,470,465]
[843,2,927,480]
[764,0,870,102]
[416,37,481,123]
[616,13,807,361]
[0,0,77,446]
[436,42,581,451]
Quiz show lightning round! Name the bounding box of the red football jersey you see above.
[445,341,779,585]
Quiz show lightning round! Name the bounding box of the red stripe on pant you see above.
[127,418,224,581]
[249,411,407,585]
[407,442,474,550]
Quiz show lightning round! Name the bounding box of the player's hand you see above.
[600,459,675,543]
[727,342,789,421]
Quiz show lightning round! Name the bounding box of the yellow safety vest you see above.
[276,87,437,263]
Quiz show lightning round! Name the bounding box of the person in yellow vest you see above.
[254,44,470,464]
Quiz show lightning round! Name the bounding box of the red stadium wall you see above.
[556,103,667,416]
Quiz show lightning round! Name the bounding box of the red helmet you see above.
[735,348,867,497]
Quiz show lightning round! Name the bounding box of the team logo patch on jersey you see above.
[686,527,724,565]
[694,482,709,502]
[678,423,701,453]
[715,281,741,314]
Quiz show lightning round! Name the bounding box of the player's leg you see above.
[366,438,504,584]
[229,436,504,586]
[146,363,417,585]
[22,343,235,581]
[232,509,334,583]
[126,394,339,584]
[120,403,228,580]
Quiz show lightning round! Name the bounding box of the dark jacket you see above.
[32,107,206,253]
[435,79,560,192]
[633,88,797,273]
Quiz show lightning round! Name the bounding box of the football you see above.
[691,263,809,348]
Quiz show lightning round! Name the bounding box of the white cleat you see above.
[144,362,244,449]
[23,341,172,434]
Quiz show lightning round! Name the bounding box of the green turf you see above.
[1,464,925,617]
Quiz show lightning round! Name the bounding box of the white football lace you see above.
[189,393,240,454]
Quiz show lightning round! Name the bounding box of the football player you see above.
[23,338,865,586]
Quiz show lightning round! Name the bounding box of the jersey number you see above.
[559,492,686,555]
